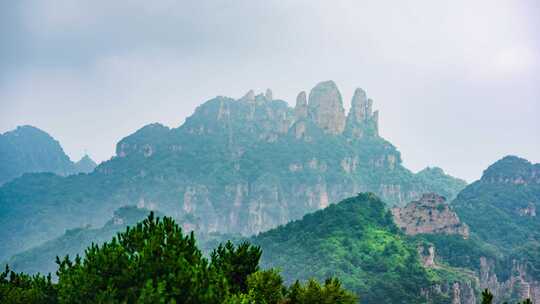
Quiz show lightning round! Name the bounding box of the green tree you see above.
[0,265,57,304]
[56,212,228,304]
[210,241,262,293]
[283,278,356,304]
[245,269,285,304]
[481,289,494,304]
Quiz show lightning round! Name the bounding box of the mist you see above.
[1,0,539,181]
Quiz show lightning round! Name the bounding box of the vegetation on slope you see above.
[452,156,540,280]
[252,193,445,303]
[1,213,356,304]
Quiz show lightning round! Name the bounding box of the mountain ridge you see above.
[0,81,466,263]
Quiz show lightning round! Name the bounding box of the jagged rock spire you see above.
[294,91,308,120]
[242,90,255,102]
[345,87,379,139]
[307,80,346,135]
[265,89,273,101]
[350,88,369,121]
[372,110,379,133]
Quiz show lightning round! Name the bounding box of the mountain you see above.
[74,154,97,173]
[390,156,540,303]
[0,125,97,185]
[4,206,240,276]
[8,156,536,303]
[4,206,155,276]
[450,155,540,302]
[0,81,466,262]
[453,156,540,250]
[252,193,473,303]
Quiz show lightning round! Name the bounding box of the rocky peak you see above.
[116,123,170,158]
[294,91,308,120]
[345,87,379,139]
[481,155,540,185]
[265,88,273,101]
[74,154,97,173]
[241,90,256,102]
[349,88,370,120]
[392,193,470,238]
[307,80,346,135]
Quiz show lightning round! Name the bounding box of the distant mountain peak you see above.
[190,81,381,140]
[75,154,97,173]
[0,125,92,184]
[481,155,540,184]
[4,125,56,140]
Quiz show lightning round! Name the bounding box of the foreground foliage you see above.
[0,213,356,304]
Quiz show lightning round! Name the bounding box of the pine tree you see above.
[481,289,494,304]
[210,240,262,293]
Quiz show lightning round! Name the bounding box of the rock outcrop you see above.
[392,193,470,238]
[418,244,437,268]
[345,88,379,138]
[293,91,309,139]
[307,81,346,135]
[294,91,308,120]
[265,88,273,101]
[479,257,540,303]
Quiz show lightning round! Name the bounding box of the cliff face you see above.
[392,193,470,238]
[0,81,466,262]
[479,257,540,303]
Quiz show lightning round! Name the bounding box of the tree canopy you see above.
[1,212,356,304]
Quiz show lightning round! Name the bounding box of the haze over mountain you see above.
[8,156,539,303]
[0,81,466,263]
[2,2,539,303]
[2,1,539,182]
[0,125,96,185]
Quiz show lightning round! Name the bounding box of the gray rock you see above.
[307,80,346,135]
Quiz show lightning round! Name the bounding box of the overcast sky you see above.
[1,0,539,182]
